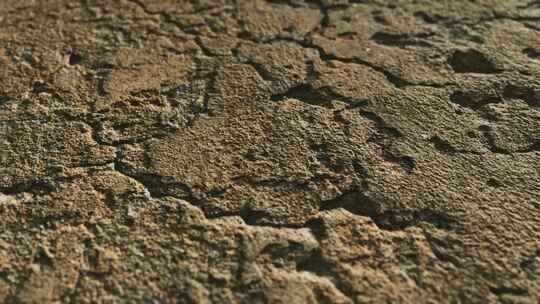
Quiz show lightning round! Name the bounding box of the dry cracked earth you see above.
[0,0,540,303]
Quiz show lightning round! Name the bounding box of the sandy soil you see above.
[0,0,539,303]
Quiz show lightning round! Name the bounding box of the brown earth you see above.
[1,0,540,303]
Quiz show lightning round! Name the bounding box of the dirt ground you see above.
[0,0,539,303]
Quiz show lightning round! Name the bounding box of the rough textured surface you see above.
[1,0,540,303]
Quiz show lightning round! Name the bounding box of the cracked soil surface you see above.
[1,0,540,303]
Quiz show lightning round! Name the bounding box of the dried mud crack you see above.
[1,0,540,303]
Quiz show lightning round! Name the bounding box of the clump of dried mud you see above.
[1,0,539,303]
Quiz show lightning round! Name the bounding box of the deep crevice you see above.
[429,135,483,155]
[371,32,433,48]
[503,84,540,107]
[296,249,357,300]
[490,286,528,296]
[270,83,367,107]
[0,180,56,196]
[0,95,9,105]
[523,47,540,59]
[68,52,83,65]
[321,190,454,231]
[448,49,500,74]
[450,91,502,110]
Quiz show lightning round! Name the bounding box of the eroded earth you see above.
[0,0,540,303]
